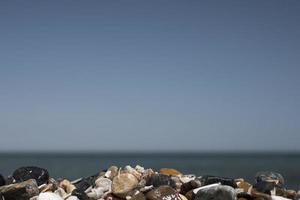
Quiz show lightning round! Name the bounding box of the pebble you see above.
[146,174,176,188]
[37,192,64,200]
[0,179,39,200]
[146,185,181,200]
[12,166,49,186]
[112,172,139,197]
[0,165,299,200]
[199,175,237,188]
[160,168,183,176]
[194,184,236,200]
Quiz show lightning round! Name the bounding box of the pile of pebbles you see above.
[0,165,299,200]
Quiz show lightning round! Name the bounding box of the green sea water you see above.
[0,152,299,190]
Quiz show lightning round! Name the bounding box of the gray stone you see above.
[194,185,236,200]
[0,179,39,200]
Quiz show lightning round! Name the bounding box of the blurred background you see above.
[0,0,299,189]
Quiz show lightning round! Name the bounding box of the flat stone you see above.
[59,179,76,194]
[159,168,182,176]
[0,179,39,200]
[73,174,97,191]
[180,179,201,194]
[71,189,90,200]
[255,171,284,186]
[146,174,176,188]
[131,192,146,200]
[199,175,237,188]
[37,192,64,200]
[146,185,181,200]
[194,184,236,200]
[12,166,49,186]
[112,173,138,197]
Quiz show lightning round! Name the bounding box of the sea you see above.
[0,152,299,190]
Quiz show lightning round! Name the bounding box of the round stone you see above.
[12,166,49,186]
[194,185,236,200]
[146,185,181,200]
[112,173,138,197]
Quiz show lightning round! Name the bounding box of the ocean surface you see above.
[0,152,299,190]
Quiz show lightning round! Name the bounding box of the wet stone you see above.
[146,174,176,188]
[146,185,181,200]
[194,185,236,200]
[12,166,49,186]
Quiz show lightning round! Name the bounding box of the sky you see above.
[0,0,299,152]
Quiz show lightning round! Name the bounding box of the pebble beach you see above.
[0,165,299,200]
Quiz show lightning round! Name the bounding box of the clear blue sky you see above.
[0,1,299,152]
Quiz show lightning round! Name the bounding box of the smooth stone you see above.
[236,192,254,200]
[253,181,276,194]
[194,184,237,200]
[112,173,138,197]
[146,185,181,200]
[106,193,124,200]
[179,175,196,184]
[271,196,291,200]
[0,174,5,186]
[66,196,80,200]
[179,194,188,200]
[71,189,90,200]
[105,166,119,179]
[251,188,272,200]
[295,190,300,200]
[95,177,112,191]
[181,179,201,194]
[159,168,182,176]
[131,192,146,200]
[123,165,142,180]
[199,175,237,188]
[38,192,64,200]
[59,179,76,194]
[73,174,97,192]
[255,172,284,186]
[0,179,39,200]
[236,180,252,193]
[146,174,176,188]
[12,166,49,186]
